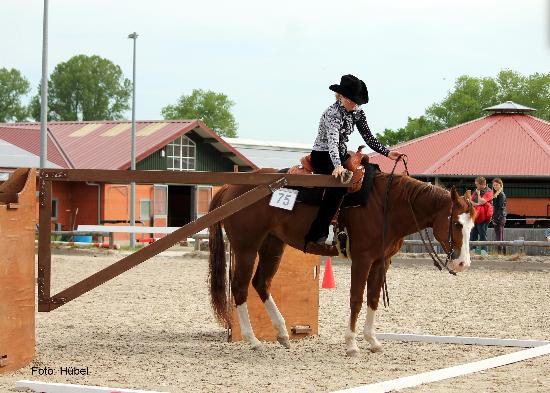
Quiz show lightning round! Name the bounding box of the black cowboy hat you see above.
[329,74,369,105]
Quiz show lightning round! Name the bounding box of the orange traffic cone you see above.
[322,256,336,289]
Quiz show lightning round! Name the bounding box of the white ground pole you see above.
[15,380,168,393]
[377,333,550,348]
[333,342,550,393]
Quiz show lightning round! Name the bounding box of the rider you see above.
[305,74,402,253]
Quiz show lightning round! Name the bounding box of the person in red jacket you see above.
[469,176,493,254]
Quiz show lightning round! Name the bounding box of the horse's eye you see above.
[454,222,462,229]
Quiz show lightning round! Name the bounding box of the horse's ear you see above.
[450,185,459,202]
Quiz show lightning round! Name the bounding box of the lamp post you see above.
[40,0,49,168]
[128,32,138,248]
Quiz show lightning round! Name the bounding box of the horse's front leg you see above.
[363,257,390,352]
[346,258,370,357]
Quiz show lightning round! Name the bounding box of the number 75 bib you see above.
[269,188,298,211]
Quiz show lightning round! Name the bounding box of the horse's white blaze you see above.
[236,303,261,347]
[449,212,475,272]
[364,306,382,350]
[264,295,288,338]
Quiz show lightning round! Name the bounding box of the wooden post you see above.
[38,176,53,311]
[0,168,36,373]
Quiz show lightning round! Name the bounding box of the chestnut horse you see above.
[208,170,475,356]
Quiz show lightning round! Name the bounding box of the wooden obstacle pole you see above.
[37,169,345,312]
[39,177,288,311]
[0,168,36,373]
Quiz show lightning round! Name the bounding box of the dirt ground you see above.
[1,248,549,392]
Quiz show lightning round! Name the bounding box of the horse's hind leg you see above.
[363,257,390,353]
[232,246,263,349]
[253,234,290,349]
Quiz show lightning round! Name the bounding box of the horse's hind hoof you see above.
[251,343,263,351]
[249,338,263,350]
[277,336,291,349]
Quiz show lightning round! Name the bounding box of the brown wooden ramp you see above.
[230,247,320,341]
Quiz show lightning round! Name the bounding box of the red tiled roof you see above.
[0,126,69,168]
[369,114,550,176]
[0,120,257,170]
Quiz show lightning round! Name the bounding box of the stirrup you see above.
[304,241,339,256]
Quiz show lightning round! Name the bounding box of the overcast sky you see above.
[2,0,549,148]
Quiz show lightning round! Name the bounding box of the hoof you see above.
[369,344,383,353]
[346,348,360,358]
[277,336,291,349]
[251,342,263,351]
[249,338,263,350]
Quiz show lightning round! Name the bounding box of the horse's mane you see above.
[377,172,449,206]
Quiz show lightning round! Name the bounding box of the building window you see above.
[51,198,58,220]
[140,200,151,221]
[153,185,168,216]
[167,135,196,171]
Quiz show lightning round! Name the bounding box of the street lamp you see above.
[40,0,49,168]
[128,32,138,248]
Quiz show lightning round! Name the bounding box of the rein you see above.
[408,205,457,276]
[398,158,457,275]
[380,155,407,307]
[381,155,456,307]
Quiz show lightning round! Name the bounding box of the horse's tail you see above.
[208,185,230,326]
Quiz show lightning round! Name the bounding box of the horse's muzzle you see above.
[448,258,470,273]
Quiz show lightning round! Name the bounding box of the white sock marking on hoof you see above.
[250,339,263,350]
[264,295,288,338]
[237,303,261,348]
[345,327,360,356]
[364,306,383,352]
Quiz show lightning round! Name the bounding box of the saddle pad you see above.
[341,163,380,207]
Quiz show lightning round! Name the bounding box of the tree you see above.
[162,89,238,137]
[0,67,30,122]
[377,116,439,146]
[30,54,131,121]
[377,70,550,146]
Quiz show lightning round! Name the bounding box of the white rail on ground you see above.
[15,380,168,393]
[332,343,550,393]
[377,333,550,348]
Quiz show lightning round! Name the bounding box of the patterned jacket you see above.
[312,101,390,167]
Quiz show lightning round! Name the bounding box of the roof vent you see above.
[483,101,535,114]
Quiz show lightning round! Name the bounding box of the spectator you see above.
[491,178,507,254]
[469,176,493,255]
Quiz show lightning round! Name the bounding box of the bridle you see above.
[409,203,457,276]
[384,155,459,277]
[380,154,468,306]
